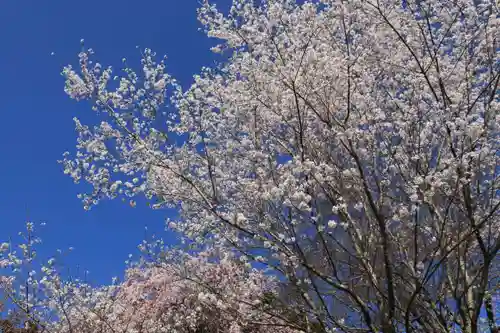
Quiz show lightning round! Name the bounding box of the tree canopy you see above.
[1,0,499,332]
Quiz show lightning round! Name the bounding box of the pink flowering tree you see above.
[60,0,499,332]
[48,249,300,333]
[0,224,300,333]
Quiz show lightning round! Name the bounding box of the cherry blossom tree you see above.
[60,0,499,332]
[0,222,59,333]
[47,250,300,333]
[0,223,298,333]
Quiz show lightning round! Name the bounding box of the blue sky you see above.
[0,0,230,285]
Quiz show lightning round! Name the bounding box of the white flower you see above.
[0,259,10,268]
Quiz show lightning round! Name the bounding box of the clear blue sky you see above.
[0,0,230,285]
